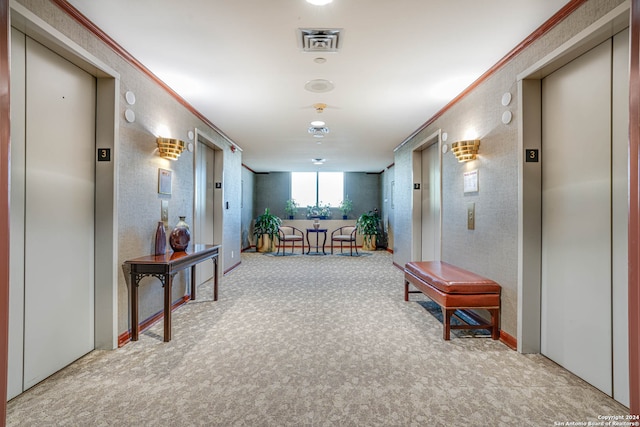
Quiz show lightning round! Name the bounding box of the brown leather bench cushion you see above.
[404,261,500,295]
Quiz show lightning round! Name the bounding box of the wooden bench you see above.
[404,261,501,340]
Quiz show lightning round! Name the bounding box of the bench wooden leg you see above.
[490,308,500,340]
[443,309,453,340]
[404,280,409,301]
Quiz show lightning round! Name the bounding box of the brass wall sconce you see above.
[156,137,185,160]
[451,139,480,162]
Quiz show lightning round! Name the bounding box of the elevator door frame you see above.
[517,1,630,404]
[193,128,224,280]
[10,3,120,351]
[411,130,443,262]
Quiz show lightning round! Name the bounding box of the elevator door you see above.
[195,141,215,285]
[9,30,96,396]
[541,30,629,404]
[421,142,440,261]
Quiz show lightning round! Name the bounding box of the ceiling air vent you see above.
[298,28,342,52]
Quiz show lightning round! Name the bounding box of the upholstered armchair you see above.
[330,226,358,256]
[277,226,305,256]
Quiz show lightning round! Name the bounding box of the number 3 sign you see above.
[525,149,538,163]
[97,148,111,162]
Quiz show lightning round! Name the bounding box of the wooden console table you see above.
[124,244,220,342]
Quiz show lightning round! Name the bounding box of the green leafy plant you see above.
[356,210,379,248]
[284,199,299,218]
[306,202,332,219]
[338,196,353,218]
[253,208,282,243]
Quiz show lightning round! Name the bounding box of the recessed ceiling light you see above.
[312,158,326,165]
[306,0,333,5]
[304,79,334,93]
[310,120,325,127]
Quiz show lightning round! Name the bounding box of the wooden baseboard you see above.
[118,295,190,347]
[224,261,241,275]
[499,330,517,350]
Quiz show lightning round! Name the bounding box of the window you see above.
[291,172,344,207]
[291,172,317,207]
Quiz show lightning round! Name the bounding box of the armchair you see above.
[330,226,358,256]
[277,226,305,256]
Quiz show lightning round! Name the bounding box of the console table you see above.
[306,228,328,255]
[124,244,220,342]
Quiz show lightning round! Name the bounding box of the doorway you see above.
[8,3,119,399]
[9,29,96,397]
[540,29,629,405]
[518,6,630,406]
[412,131,442,261]
[194,130,224,286]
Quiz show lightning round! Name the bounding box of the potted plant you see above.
[356,210,379,251]
[318,202,331,219]
[306,203,332,219]
[285,199,299,219]
[306,205,319,218]
[253,208,282,252]
[338,196,353,219]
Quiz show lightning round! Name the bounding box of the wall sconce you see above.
[451,139,480,162]
[156,137,185,160]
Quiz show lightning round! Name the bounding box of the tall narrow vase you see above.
[155,221,166,255]
[169,216,191,251]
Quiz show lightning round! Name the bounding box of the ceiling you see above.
[65,0,570,172]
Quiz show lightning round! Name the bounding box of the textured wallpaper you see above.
[393,0,626,338]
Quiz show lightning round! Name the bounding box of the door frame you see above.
[193,128,224,276]
[517,2,630,354]
[9,2,120,350]
[629,0,640,414]
[411,129,443,261]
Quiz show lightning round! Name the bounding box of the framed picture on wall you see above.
[463,169,478,193]
[158,168,172,195]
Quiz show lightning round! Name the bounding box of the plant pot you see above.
[257,234,276,252]
[362,235,376,251]
[342,215,348,220]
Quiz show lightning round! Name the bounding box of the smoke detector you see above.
[305,80,334,93]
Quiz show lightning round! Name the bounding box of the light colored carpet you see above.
[7,251,628,426]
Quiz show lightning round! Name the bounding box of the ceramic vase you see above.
[155,221,166,255]
[169,216,191,251]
